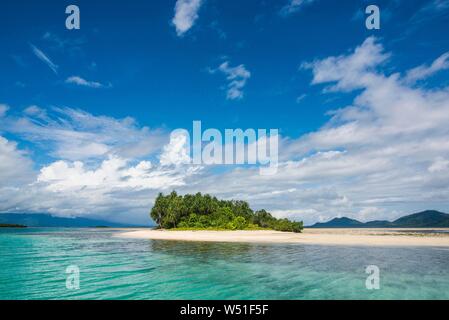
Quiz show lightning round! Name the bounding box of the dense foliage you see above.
[0,224,27,228]
[150,191,303,233]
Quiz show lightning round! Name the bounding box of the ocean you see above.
[0,228,448,300]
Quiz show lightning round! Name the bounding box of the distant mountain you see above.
[393,210,449,228]
[0,213,147,228]
[311,217,364,228]
[310,210,449,228]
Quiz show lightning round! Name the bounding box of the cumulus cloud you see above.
[160,130,192,166]
[213,61,251,100]
[65,76,109,88]
[28,146,201,222]
[0,137,200,223]
[172,0,203,36]
[158,37,449,225]
[0,136,35,187]
[37,156,197,192]
[0,107,199,223]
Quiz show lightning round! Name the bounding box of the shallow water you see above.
[395,229,449,234]
[0,228,448,300]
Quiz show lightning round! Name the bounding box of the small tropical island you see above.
[117,194,449,246]
[0,223,27,228]
[150,191,303,233]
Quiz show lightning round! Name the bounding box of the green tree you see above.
[149,191,303,233]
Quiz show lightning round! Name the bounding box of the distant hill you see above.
[0,223,27,228]
[310,210,449,228]
[393,210,449,228]
[0,213,146,228]
[311,217,364,228]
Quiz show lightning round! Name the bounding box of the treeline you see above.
[150,192,303,233]
[0,224,27,228]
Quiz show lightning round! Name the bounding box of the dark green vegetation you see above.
[0,223,27,228]
[311,210,449,228]
[150,192,304,233]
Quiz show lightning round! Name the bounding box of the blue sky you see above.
[1,0,449,225]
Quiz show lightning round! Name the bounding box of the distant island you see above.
[0,223,27,228]
[150,192,304,233]
[310,210,449,228]
[0,213,145,228]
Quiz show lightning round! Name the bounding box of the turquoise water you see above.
[0,228,448,300]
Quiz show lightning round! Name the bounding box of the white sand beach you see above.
[116,228,449,247]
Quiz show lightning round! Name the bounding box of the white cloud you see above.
[29,152,201,222]
[30,44,58,74]
[280,0,316,16]
[66,76,109,88]
[296,94,307,104]
[407,0,449,28]
[404,52,449,83]
[172,0,203,36]
[414,0,449,16]
[428,157,449,173]
[160,130,192,166]
[301,37,390,91]
[0,136,35,187]
[0,139,201,223]
[175,37,449,225]
[23,105,48,119]
[0,104,9,117]
[1,106,167,161]
[37,156,195,192]
[42,32,86,51]
[3,38,449,225]
[214,61,251,100]
[0,106,174,222]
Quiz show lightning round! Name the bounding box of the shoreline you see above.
[116,228,449,247]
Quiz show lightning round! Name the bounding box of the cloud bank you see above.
[2,38,449,225]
